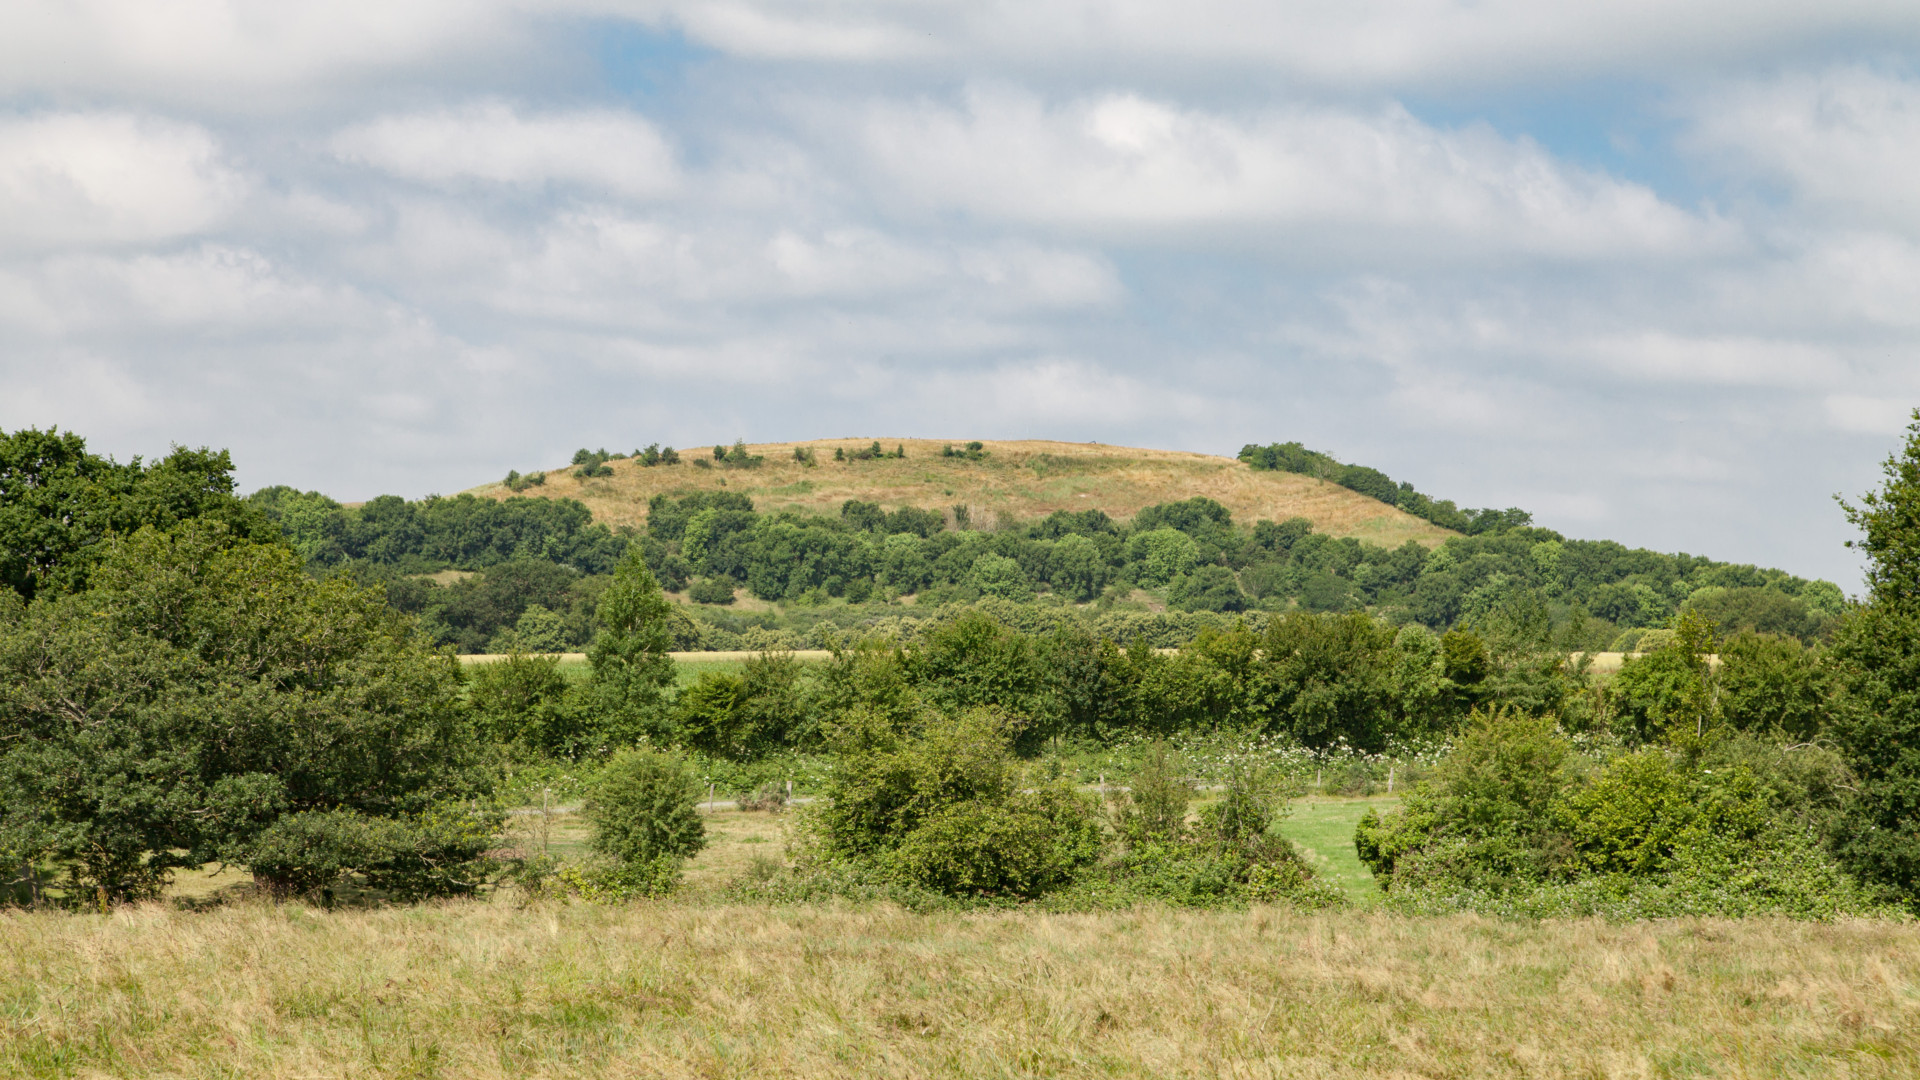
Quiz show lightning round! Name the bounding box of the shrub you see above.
[738,782,788,812]
[246,804,503,901]
[1354,709,1581,890]
[719,440,765,469]
[689,577,736,604]
[466,652,579,749]
[809,708,1101,899]
[883,788,1100,899]
[1075,754,1337,910]
[1110,739,1191,843]
[582,748,707,892]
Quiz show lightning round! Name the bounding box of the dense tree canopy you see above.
[0,523,486,900]
[1,428,276,602]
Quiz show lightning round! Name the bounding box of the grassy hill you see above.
[462,438,1455,547]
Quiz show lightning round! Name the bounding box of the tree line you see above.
[6,422,1915,916]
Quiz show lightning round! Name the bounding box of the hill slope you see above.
[464,438,1455,548]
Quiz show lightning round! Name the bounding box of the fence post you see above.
[1387,767,1395,795]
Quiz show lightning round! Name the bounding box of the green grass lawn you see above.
[1276,795,1398,905]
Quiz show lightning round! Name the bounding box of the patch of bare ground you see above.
[467,438,1456,549]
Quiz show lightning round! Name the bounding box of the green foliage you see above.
[1,427,277,601]
[967,552,1033,601]
[1168,565,1248,612]
[635,443,681,468]
[1828,410,1920,905]
[390,557,598,654]
[718,439,765,469]
[1609,610,1718,746]
[807,708,1100,899]
[1260,611,1408,748]
[1717,632,1829,739]
[1355,709,1580,891]
[1047,534,1108,601]
[571,450,614,479]
[1359,708,1888,919]
[688,577,736,604]
[941,441,988,461]
[677,652,813,759]
[503,469,547,492]
[0,523,488,901]
[251,487,626,576]
[497,603,569,652]
[584,548,679,745]
[246,803,502,901]
[908,613,1053,740]
[1237,439,1530,535]
[583,747,707,873]
[1125,528,1200,587]
[1685,586,1833,642]
[1109,740,1192,843]
[557,855,684,901]
[466,653,596,757]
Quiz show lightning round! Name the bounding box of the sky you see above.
[4,2,1920,590]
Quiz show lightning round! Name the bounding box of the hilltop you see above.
[460,438,1455,548]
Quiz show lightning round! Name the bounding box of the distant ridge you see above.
[463,438,1457,548]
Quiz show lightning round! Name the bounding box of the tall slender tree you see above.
[1830,409,1920,905]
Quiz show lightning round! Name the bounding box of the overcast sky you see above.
[4,2,1919,589]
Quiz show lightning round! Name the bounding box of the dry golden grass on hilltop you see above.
[5,900,1916,1079]
[469,438,1456,550]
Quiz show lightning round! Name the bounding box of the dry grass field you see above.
[16,803,1917,1078]
[467,439,1455,550]
[5,895,1915,1079]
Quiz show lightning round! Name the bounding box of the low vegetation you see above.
[3,903,1916,1079]
[5,417,1920,1071]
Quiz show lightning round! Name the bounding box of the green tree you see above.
[585,548,679,745]
[1125,528,1200,587]
[1047,533,1107,601]
[967,552,1033,601]
[1830,409,1920,902]
[1,428,275,601]
[0,524,487,901]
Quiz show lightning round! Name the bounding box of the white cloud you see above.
[1826,394,1917,434]
[335,198,1119,330]
[1690,68,1920,234]
[0,113,243,248]
[1577,333,1843,387]
[1,245,384,339]
[5,1,1918,102]
[0,0,521,102]
[627,0,1920,88]
[851,88,1722,258]
[332,102,681,198]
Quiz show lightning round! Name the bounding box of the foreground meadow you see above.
[4,899,1915,1079]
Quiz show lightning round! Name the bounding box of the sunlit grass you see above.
[1275,796,1398,905]
[6,895,1915,1078]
